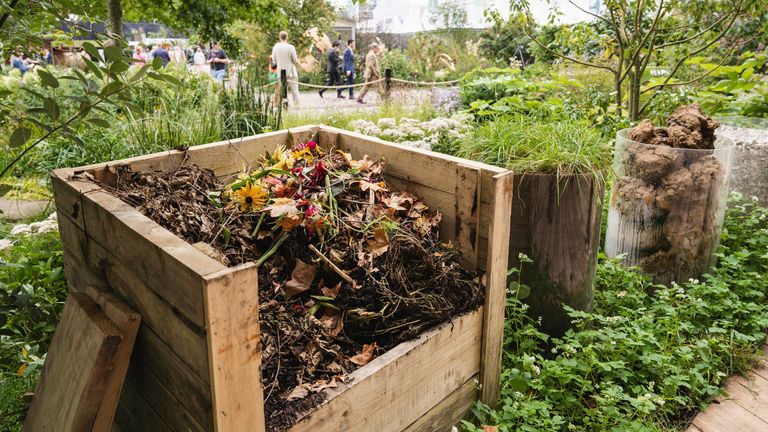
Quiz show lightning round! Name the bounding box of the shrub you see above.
[464,195,768,432]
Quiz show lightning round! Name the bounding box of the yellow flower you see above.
[267,146,295,171]
[291,147,315,164]
[232,182,269,213]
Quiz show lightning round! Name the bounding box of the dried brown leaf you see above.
[319,309,344,336]
[349,342,377,366]
[367,229,389,258]
[286,384,311,401]
[284,259,316,297]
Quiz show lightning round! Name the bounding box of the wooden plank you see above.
[58,216,210,381]
[23,293,123,432]
[479,171,514,408]
[455,165,482,270]
[125,350,208,432]
[52,174,226,328]
[130,325,213,430]
[729,374,768,422]
[289,308,483,432]
[115,380,174,432]
[85,287,141,432]
[402,374,478,432]
[203,264,265,432]
[693,398,768,432]
[384,176,457,243]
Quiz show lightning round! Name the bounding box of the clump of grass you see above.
[456,116,612,176]
[282,100,438,130]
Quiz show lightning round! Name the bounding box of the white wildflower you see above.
[0,239,13,250]
[10,224,31,236]
[377,118,396,129]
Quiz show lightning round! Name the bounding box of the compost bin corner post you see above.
[479,170,514,408]
[203,262,266,432]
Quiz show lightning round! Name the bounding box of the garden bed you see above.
[50,125,512,432]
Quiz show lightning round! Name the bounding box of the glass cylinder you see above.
[605,129,735,285]
[715,116,768,206]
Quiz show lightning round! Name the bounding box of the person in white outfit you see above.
[271,31,301,108]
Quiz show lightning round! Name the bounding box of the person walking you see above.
[271,31,301,108]
[342,40,356,99]
[132,45,146,66]
[193,47,207,74]
[319,40,344,99]
[208,41,230,82]
[357,42,383,104]
[153,42,171,67]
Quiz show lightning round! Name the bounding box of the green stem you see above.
[255,232,289,267]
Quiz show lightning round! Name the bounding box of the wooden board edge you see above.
[203,263,265,432]
[318,124,507,175]
[402,374,478,432]
[479,171,514,407]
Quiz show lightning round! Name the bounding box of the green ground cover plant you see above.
[464,195,768,432]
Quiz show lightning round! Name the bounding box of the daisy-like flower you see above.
[232,181,269,213]
[292,147,315,164]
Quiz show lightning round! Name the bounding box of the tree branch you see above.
[655,7,738,49]
[618,0,667,86]
[637,43,737,115]
[567,0,611,26]
[0,0,20,31]
[522,26,616,72]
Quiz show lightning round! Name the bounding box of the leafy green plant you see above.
[464,195,768,432]
[456,116,611,176]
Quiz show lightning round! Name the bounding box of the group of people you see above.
[132,42,230,82]
[6,46,52,75]
[270,31,385,108]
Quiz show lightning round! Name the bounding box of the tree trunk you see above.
[507,173,605,338]
[107,0,123,37]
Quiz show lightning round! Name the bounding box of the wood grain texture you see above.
[455,165,482,270]
[691,398,768,432]
[23,293,123,432]
[289,309,483,432]
[507,173,604,338]
[479,171,514,408]
[402,374,478,432]
[114,380,174,432]
[85,287,141,432]
[58,215,210,380]
[203,264,265,432]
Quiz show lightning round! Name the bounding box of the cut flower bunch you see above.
[110,138,484,431]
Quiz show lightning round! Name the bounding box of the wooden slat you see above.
[455,165,482,270]
[728,374,768,421]
[85,287,141,432]
[403,374,478,432]
[115,380,174,432]
[203,264,265,432]
[58,215,210,381]
[479,171,514,407]
[23,293,123,432]
[130,325,213,430]
[125,350,208,432]
[692,398,768,432]
[51,174,226,328]
[289,309,483,432]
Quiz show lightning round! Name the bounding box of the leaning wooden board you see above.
[23,293,123,432]
[51,125,513,432]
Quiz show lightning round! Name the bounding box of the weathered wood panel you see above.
[479,171,514,408]
[203,264,265,432]
[23,293,122,432]
[289,309,483,432]
[402,374,478,432]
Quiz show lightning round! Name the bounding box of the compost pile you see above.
[108,140,484,430]
[610,104,727,284]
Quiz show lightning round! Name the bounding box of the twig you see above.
[309,244,355,285]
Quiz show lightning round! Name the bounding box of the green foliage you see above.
[456,116,611,175]
[381,49,420,80]
[0,371,38,432]
[479,11,531,67]
[0,227,65,373]
[464,195,768,431]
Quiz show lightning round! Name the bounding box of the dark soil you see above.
[99,147,484,431]
[610,104,727,284]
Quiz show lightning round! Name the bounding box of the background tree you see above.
[512,0,767,120]
[479,9,532,66]
[429,0,469,31]
[107,0,123,36]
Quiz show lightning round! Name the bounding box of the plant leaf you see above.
[37,69,59,88]
[9,127,32,148]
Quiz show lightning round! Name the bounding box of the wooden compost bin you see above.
[51,125,513,432]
